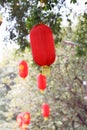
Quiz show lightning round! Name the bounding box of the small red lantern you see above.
[23,112,30,125]
[16,113,23,127]
[30,24,56,67]
[19,60,28,79]
[16,112,30,130]
[42,103,50,119]
[37,74,46,92]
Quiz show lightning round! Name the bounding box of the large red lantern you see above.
[42,103,50,120]
[19,60,28,79]
[37,74,46,92]
[16,112,30,130]
[30,24,56,68]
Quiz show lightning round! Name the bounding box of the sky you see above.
[0,0,87,62]
[60,0,87,26]
[0,11,19,62]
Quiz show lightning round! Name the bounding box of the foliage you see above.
[70,0,77,3]
[0,0,78,50]
[0,44,87,129]
[72,13,87,56]
[0,0,87,129]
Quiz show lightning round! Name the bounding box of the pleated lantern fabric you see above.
[37,74,46,92]
[23,112,30,125]
[30,24,56,66]
[42,103,50,119]
[16,112,30,130]
[16,113,23,127]
[19,60,28,79]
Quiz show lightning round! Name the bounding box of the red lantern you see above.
[19,60,28,79]
[42,103,50,119]
[16,112,30,130]
[37,74,46,92]
[30,24,56,66]
[16,113,23,127]
[23,112,30,125]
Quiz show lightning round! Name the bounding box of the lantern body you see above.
[37,74,46,91]
[30,24,56,66]
[19,60,28,78]
[42,103,50,118]
[23,112,30,125]
[17,112,30,129]
[16,113,23,127]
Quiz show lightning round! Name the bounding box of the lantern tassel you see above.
[44,117,48,121]
[42,66,50,76]
[40,89,45,94]
[21,124,28,129]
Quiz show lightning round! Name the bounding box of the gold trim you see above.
[42,66,50,76]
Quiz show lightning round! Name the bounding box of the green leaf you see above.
[70,0,77,3]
